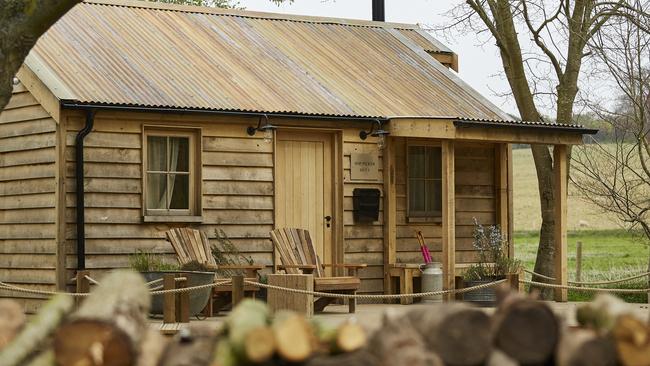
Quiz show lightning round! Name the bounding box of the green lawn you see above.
[514,230,649,302]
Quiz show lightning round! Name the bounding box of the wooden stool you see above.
[388,263,422,305]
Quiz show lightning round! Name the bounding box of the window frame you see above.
[406,140,443,222]
[142,126,202,222]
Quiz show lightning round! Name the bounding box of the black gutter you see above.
[60,102,389,123]
[75,110,95,270]
[453,119,599,134]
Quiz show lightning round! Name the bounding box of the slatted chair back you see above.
[270,228,324,278]
[165,228,217,268]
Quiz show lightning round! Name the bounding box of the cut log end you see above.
[335,323,367,353]
[273,312,314,362]
[613,315,650,366]
[54,320,134,366]
[494,299,558,365]
[244,326,275,363]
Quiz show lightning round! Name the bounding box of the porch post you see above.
[495,144,511,256]
[383,137,396,295]
[442,140,455,300]
[553,145,568,302]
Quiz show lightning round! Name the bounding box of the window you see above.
[407,145,442,218]
[143,129,200,220]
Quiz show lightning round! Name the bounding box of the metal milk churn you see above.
[420,262,443,303]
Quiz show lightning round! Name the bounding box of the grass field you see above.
[511,147,648,302]
[512,147,622,231]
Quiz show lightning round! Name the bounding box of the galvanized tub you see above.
[462,277,504,307]
[141,271,214,316]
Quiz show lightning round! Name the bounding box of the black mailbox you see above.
[352,188,381,223]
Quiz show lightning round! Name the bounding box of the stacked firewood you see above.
[1,269,650,366]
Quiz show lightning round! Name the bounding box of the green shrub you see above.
[129,250,179,272]
[464,219,522,280]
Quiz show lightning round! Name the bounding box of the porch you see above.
[381,117,595,302]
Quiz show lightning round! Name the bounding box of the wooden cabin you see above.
[0,0,595,311]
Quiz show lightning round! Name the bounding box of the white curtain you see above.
[167,137,181,207]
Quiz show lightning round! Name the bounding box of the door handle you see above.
[325,215,332,228]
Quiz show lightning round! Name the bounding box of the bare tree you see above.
[444,0,645,298]
[572,0,650,243]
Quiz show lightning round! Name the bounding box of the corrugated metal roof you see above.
[26,0,509,120]
[454,117,597,134]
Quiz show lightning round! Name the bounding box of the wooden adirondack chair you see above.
[269,228,367,313]
[165,228,265,315]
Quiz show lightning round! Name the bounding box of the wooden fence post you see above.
[576,241,583,287]
[75,270,90,307]
[232,275,244,307]
[176,276,189,323]
[162,274,176,324]
[506,272,519,292]
[454,276,464,301]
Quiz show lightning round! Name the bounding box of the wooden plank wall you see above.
[63,113,275,284]
[0,82,58,312]
[342,136,385,296]
[394,138,497,270]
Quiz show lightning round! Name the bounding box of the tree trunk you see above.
[0,0,80,110]
[530,145,557,299]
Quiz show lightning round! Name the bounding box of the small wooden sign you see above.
[350,153,379,181]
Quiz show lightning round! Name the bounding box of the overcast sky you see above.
[239,0,518,115]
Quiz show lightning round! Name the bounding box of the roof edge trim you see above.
[59,100,388,121]
[454,119,599,134]
[83,0,419,29]
[24,53,77,101]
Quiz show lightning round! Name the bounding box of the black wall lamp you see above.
[247,114,277,143]
[359,119,390,149]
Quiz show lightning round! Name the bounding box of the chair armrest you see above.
[277,264,317,274]
[321,263,367,269]
[217,264,265,278]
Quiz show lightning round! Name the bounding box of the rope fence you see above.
[244,279,508,299]
[523,269,650,285]
[520,279,650,294]
[3,269,650,301]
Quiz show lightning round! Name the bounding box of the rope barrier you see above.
[520,279,650,294]
[84,275,99,285]
[523,269,650,285]
[0,280,232,298]
[145,278,163,287]
[244,279,508,299]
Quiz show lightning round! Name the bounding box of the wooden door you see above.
[275,131,333,267]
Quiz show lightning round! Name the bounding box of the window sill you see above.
[407,216,442,224]
[143,215,203,223]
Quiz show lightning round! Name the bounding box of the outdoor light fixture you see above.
[359,119,389,149]
[247,115,277,143]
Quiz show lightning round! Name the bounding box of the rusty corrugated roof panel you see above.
[26,0,508,120]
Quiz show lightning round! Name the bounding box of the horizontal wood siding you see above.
[63,113,276,284]
[395,138,497,270]
[342,138,384,296]
[0,83,58,310]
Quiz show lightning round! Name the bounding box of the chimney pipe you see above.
[372,0,385,22]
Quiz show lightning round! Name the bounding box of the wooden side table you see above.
[388,263,422,305]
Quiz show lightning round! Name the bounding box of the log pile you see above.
[1,269,650,366]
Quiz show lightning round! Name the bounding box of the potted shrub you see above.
[462,219,522,306]
[130,251,214,316]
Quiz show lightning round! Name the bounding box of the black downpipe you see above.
[75,110,95,270]
[372,0,385,22]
